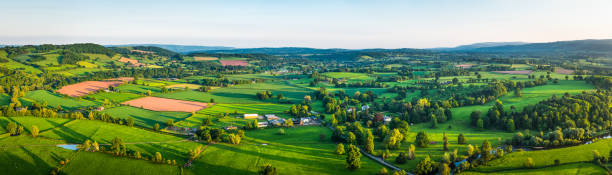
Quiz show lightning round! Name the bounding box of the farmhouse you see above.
[384,116,392,124]
[292,118,303,126]
[243,114,259,119]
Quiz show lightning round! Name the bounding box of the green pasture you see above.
[116,84,162,94]
[103,106,192,129]
[85,92,142,104]
[189,126,384,175]
[464,163,607,175]
[471,138,612,173]
[24,90,99,110]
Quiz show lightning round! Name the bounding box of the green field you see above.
[102,106,192,129]
[322,72,374,81]
[63,152,181,175]
[464,162,607,175]
[0,117,73,135]
[0,136,75,175]
[85,92,142,104]
[24,90,99,110]
[116,84,162,94]
[188,126,384,175]
[157,82,311,104]
[471,139,612,173]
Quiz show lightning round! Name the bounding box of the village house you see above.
[292,118,303,126]
[269,119,284,127]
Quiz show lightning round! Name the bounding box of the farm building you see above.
[361,105,370,111]
[243,114,259,119]
[384,116,392,124]
[292,118,303,126]
[265,114,280,120]
[258,122,269,128]
[269,119,284,126]
[225,126,237,130]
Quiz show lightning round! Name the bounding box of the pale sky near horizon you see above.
[1,0,611,49]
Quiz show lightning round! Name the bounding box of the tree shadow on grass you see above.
[213,144,335,172]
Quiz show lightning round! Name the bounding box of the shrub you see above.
[523,157,535,168]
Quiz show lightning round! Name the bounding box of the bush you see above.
[523,157,535,168]
[554,159,560,166]
[395,152,408,164]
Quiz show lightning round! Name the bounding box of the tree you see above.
[259,163,277,175]
[443,132,449,151]
[430,114,438,128]
[154,123,160,131]
[408,144,416,160]
[346,144,361,170]
[396,152,408,164]
[514,88,522,97]
[111,137,126,156]
[477,119,484,130]
[332,126,345,142]
[155,152,163,163]
[393,170,407,175]
[439,163,450,175]
[365,130,375,154]
[335,143,345,155]
[83,140,91,151]
[166,119,174,128]
[386,129,403,149]
[415,155,437,175]
[31,125,39,137]
[467,144,474,157]
[347,132,356,145]
[470,110,482,126]
[415,131,430,148]
[377,168,388,175]
[481,140,492,165]
[6,122,17,136]
[496,148,504,158]
[127,117,135,127]
[506,119,515,132]
[92,141,100,152]
[458,133,466,144]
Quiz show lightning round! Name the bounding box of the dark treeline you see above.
[131,46,182,60]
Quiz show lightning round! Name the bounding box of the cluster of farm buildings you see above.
[242,114,321,128]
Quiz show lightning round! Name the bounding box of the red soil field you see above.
[455,64,473,68]
[119,57,139,64]
[492,70,533,75]
[122,97,213,112]
[57,81,124,97]
[219,60,248,66]
[554,67,574,75]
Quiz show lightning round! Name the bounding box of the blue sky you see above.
[1,0,611,48]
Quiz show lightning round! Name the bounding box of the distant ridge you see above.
[431,42,528,51]
[105,44,234,54]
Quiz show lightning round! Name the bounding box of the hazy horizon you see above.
[2,0,611,49]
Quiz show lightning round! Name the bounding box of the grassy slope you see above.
[116,84,162,94]
[188,126,384,175]
[102,106,192,129]
[471,139,612,172]
[0,136,75,175]
[62,152,181,175]
[24,90,99,110]
[463,163,607,175]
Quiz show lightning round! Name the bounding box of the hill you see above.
[466,39,612,56]
[106,44,234,54]
[431,42,528,51]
